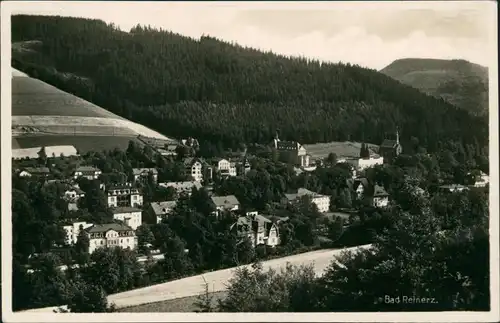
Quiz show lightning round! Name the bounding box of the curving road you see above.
[19,244,372,313]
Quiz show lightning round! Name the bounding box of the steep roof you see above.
[150,201,177,215]
[211,195,240,208]
[380,139,398,149]
[85,223,134,233]
[297,188,324,198]
[24,166,50,173]
[276,141,299,150]
[373,185,389,197]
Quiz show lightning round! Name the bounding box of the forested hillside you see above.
[12,15,488,153]
[381,58,489,116]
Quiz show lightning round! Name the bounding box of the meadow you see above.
[304,141,379,160]
[13,135,140,154]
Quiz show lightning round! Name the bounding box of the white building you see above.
[150,201,177,223]
[159,181,202,196]
[107,183,143,208]
[231,212,286,248]
[63,221,93,245]
[132,168,158,183]
[473,171,489,187]
[372,185,390,208]
[74,166,102,180]
[85,223,137,254]
[211,195,241,217]
[183,157,204,182]
[63,187,85,200]
[439,184,470,193]
[342,156,384,176]
[285,188,331,213]
[272,133,310,168]
[111,207,142,230]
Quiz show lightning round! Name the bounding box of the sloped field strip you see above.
[18,245,372,313]
[12,76,126,119]
[11,116,173,140]
[13,135,141,154]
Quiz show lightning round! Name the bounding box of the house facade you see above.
[271,132,310,168]
[231,212,283,248]
[132,168,158,183]
[150,201,177,223]
[107,183,143,208]
[111,207,143,230]
[63,221,93,245]
[19,167,50,178]
[184,157,204,182]
[472,171,489,187]
[211,195,241,217]
[352,178,390,208]
[74,166,102,180]
[343,156,384,174]
[438,184,470,193]
[285,188,331,213]
[85,223,137,254]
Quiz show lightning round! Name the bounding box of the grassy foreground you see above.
[116,291,228,312]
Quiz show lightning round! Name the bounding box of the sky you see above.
[6,1,496,70]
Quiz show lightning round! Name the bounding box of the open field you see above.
[117,292,228,313]
[13,135,141,154]
[18,245,371,313]
[11,69,174,147]
[12,76,124,119]
[304,141,379,160]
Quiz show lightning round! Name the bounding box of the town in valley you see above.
[7,3,493,316]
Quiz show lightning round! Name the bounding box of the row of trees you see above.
[12,15,488,152]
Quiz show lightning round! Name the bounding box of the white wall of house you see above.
[107,196,118,207]
[188,161,203,182]
[312,196,330,213]
[88,230,137,254]
[474,173,489,187]
[63,222,92,245]
[113,211,142,230]
[19,171,32,177]
[373,196,389,208]
[266,225,280,247]
[358,157,384,171]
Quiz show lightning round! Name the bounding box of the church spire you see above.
[396,127,399,145]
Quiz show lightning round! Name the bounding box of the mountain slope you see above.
[11,15,488,154]
[12,68,175,155]
[381,58,489,115]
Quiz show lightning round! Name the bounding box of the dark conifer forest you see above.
[12,15,488,152]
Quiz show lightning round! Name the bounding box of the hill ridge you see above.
[11,14,488,154]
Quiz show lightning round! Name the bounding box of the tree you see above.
[218,262,318,312]
[194,278,215,313]
[67,284,115,313]
[360,143,370,158]
[325,152,337,165]
[38,146,47,165]
[327,216,344,242]
[74,225,90,264]
[136,225,155,254]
